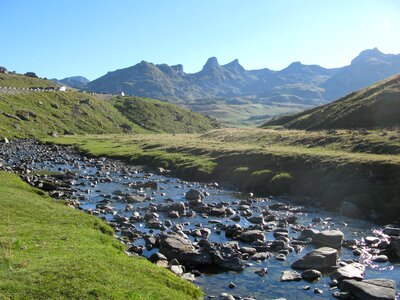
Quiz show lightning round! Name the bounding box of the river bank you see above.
[1,139,399,299]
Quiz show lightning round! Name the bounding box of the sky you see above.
[1,0,399,80]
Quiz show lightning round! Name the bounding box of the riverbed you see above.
[1,140,399,299]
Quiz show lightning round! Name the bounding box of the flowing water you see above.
[1,140,399,299]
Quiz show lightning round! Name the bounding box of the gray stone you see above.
[313,230,344,248]
[185,189,204,201]
[340,202,362,218]
[281,270,302,282]
[331,262,365,282]
[240,230,265,243]
[291,247,338,272]
[302,269,322,281]
[340,279,396,300]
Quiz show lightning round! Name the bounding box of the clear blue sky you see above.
[1,0,399,80]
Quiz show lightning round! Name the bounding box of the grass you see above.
[0,91,221,138]
[45,127,400,222]
[0,73,58,88]
[0,171,202,299]
[263,74,400,130]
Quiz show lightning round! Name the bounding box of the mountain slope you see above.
[54,76,90,89]
[262,74,400,130]
[85,48,400,125]
[0,74,221,138]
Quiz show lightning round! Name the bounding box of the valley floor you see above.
[0,171,201,299]
[46,128,400,223]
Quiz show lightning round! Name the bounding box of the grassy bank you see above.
[0,171,201,299]
[45,128,400,223]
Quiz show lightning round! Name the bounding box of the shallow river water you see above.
[2,141,399,299]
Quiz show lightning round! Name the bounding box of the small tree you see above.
[24,72,38,78]
[0,66,7,74]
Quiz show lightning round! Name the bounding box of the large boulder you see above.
[340,201,363,218]
[331,262,365,282]
[203,241,245,271]
[313,230,344,248]
[159,233,212,266]
[291,247,338,272]
[185,189,204,201]
[340,279,396,300]
[240,230,265,243]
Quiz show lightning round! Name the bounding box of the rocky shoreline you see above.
[0,139,399,299]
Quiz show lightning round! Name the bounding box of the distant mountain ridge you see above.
[52,76,90,89]
[262,74,400,130]
[54,48,400,125]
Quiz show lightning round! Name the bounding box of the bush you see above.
[267,172,293,195]
[247,169,274,192]
[231,167,251,188]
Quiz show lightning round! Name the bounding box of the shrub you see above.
[231,167,251,188]
[268,172,293,195]
[247,169,274,192]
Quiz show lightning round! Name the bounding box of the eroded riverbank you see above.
[1,139,399,299]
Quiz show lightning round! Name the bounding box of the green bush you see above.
[230,167,251,188]
[247,169,274,192]
[267,172,293,195]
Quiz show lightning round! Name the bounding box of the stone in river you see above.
[302,269,322,281]
[313,230,344,248]
[240,230,265,243]
[331,262,365,282]
[340,279,396,300]
[185,189,204,201]
[291,247,338,272]
[281,270,302,282]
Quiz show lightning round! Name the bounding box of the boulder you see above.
[203,241,245,271]
[340,279,396,300]
[299,228,320,240]
[302,269,322,281]
[125,195,145,203]
[331,263,365,282]
[390,237,400,259]
[240,230,265,243]
[291,247,338,272]
[185,189,204,201]
[281,270,302,282]
[159,233,212,266]
[313,230,344,248]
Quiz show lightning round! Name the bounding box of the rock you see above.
[331,263,365,282]
[167,202,186,214]
[170,264,184,276]
[254,268,268,276]
[390,237,400,259]
[185,189,204,201]
[203,241,245,271]
[1,137,9,144]
[383,227,400,236]
[228,282,236,289]
[125,195,145,203]
[240,230,265,243]
[251,252,271,261]
[332,291,351,299]
[159,233,212,266]
[302,269,322,281]
[314,288,323,294]
[340,202,362,218]
[313,230,344,248]
[299,228,320,240]
[168,211,180,218]
[372,255,388,263]
[149,253,168,263]
[247,216,264,224]
[291,247,338,272]
[340,279,396,300]
[281,270,302,282]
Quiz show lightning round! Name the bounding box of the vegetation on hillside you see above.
[0,73,58,88]
[263,74,400,130]
[46,127,400,223]
[0,77,221,138]
[0,171,201,299]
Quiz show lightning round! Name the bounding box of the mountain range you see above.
[57,48,400,126]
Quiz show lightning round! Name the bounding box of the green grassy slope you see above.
[0,73,58,88]
[0,171,201,299]
[112,96,221,133]
[263,74,400,130]
[46,128,400,223]
[0,88,221,138]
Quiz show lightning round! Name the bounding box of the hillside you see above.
[263,74,400,130]
[0,73,58,88]
[0,171,201,299]
[84,48,400,125]
[0,74,221,138]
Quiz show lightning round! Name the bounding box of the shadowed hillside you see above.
[263,74,400,130]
